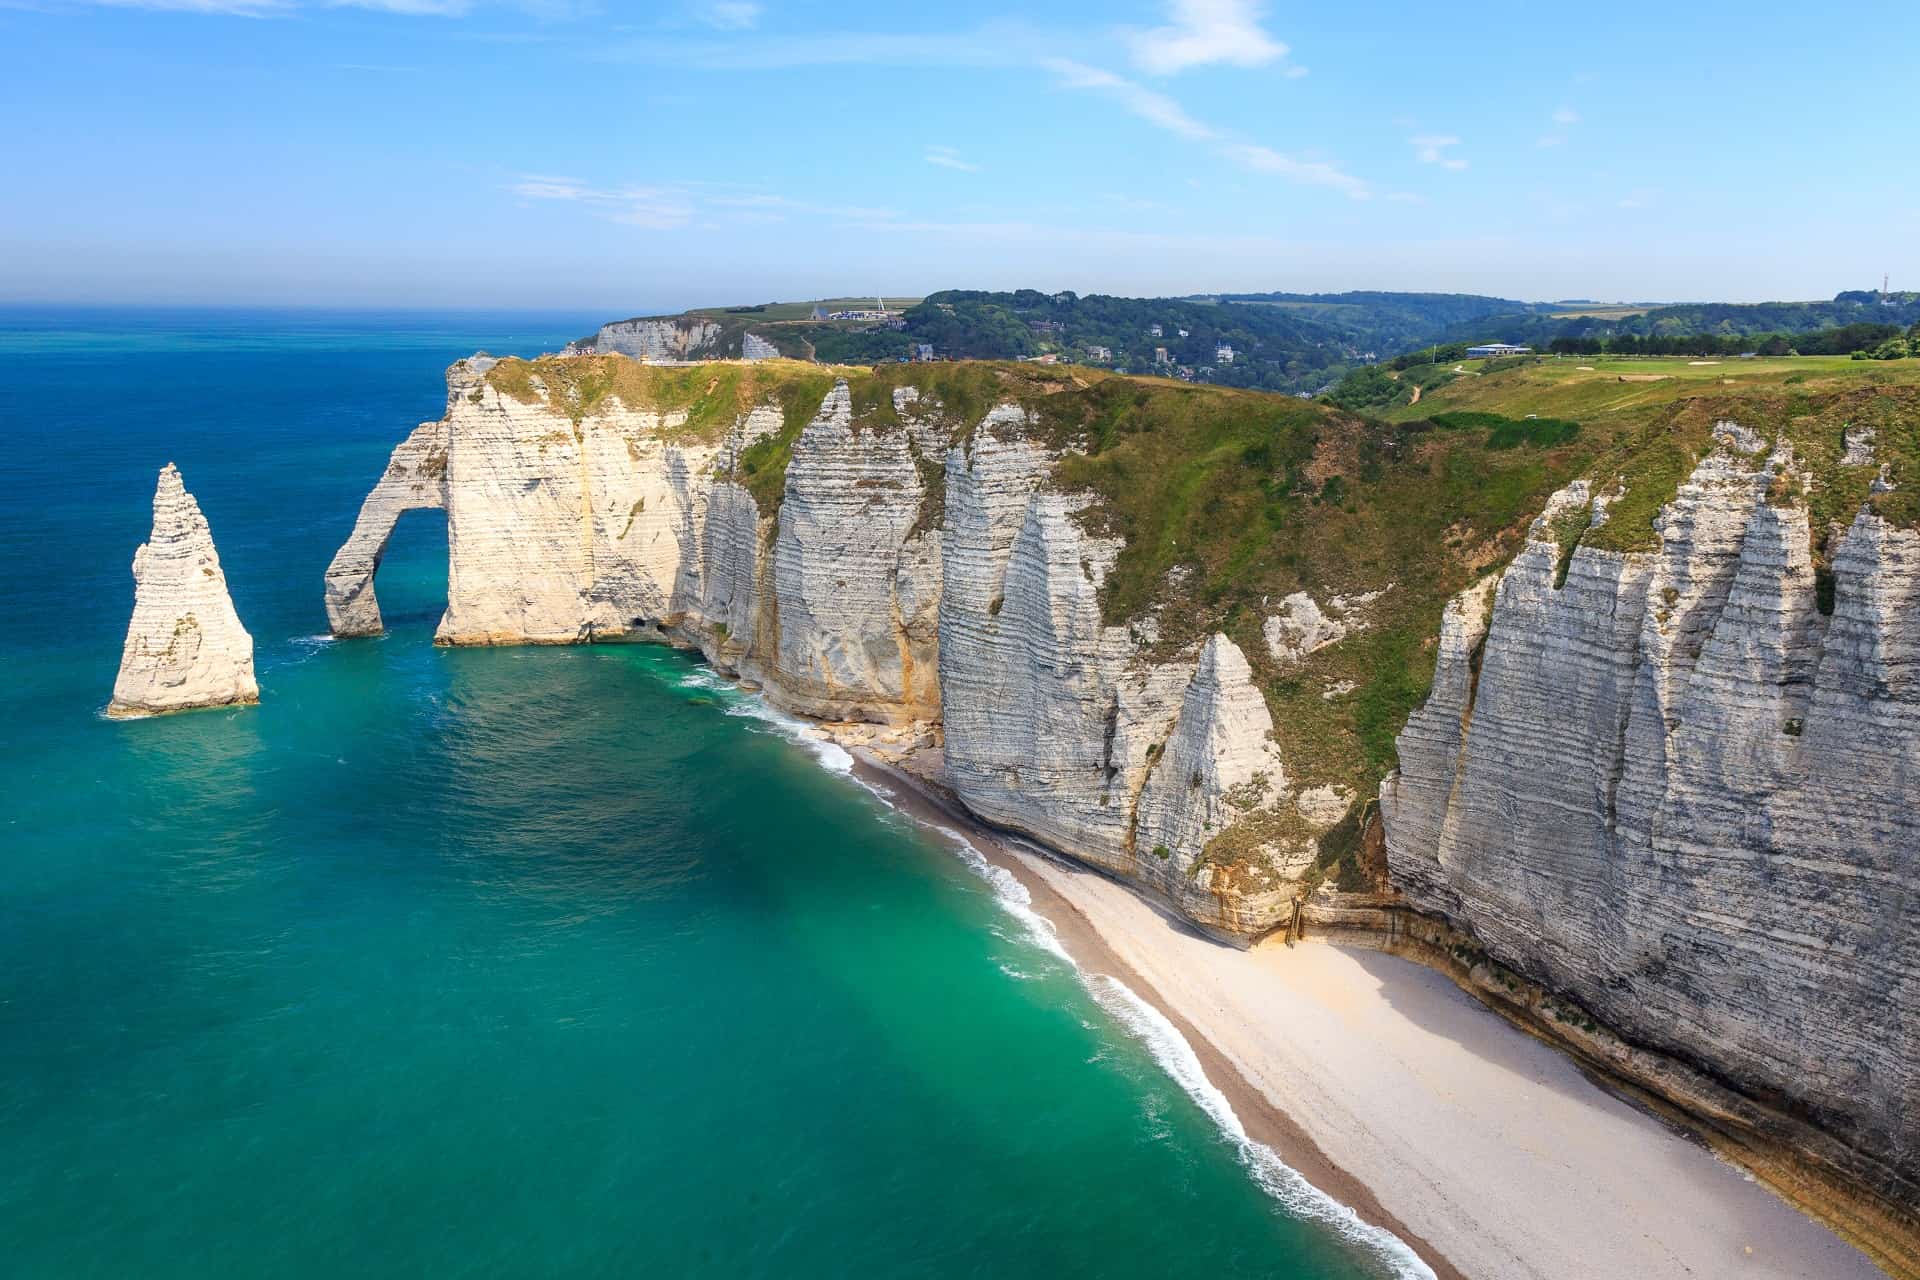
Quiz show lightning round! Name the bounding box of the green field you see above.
[1384,353,1920,423]
[1545,304,1651,320]
[683,296,925,322]
[479,350,1918,892]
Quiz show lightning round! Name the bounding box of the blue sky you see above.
[2,0,1915,309]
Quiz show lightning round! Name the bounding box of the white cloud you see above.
[1126,0,1288,75]
[1536,134,1566,148]
[924,144,981,173]
[1041,58,1215,139]
[1552,106,1580,125]
[707,193,899,221]
[1410,134,1467,170]
[607,23,1029,70]
[1616,188,1659,210]
[330,0,472,13]
[59,0,293,13]
[694,0,759,29]
[1224,144,1370,199]
[1043,57,1368,198]
[54,0,486,12]
[509,175,694,228]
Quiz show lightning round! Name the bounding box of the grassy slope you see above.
[482,352,1919,889]
[1387,355,1920,544]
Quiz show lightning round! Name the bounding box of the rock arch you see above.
[324,421,449,636]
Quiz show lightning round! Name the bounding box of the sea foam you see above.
[680,660,1434,1279]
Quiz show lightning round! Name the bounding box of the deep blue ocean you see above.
[0,307,1408,1278]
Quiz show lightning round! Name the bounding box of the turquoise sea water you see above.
[0,308,1409,1278]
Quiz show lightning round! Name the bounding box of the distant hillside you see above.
[578,288,1571,395]
[1437,291,1920,349]
[1213,290,1555,355]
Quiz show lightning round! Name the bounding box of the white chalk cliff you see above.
[328,358,1332,936]
[328,356,1920,1251]
[1381,438,1920,1235]
[109,464,258,718]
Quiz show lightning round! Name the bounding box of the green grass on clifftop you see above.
[478,352,1920,890]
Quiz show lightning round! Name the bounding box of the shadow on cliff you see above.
[1337,945,1699,1131]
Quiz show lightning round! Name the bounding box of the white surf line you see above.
[1089,977,1435,1280]
[870,789,1434,1278]
[672,665,856,774]
[662,660,1433,1278]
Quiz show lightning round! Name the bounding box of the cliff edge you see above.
[326,351,1920,1262]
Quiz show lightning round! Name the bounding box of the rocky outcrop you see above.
[323,419,449,636]
[108,464,258,718]
[331,356,1920,1251]
[579,317,726,361]
[1381,441,1920,1231]
[329,358,1326,936]
[1262,587,1389,667]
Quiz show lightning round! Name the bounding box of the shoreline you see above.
[835,745,1886,1280]
[843,751,1459,1280]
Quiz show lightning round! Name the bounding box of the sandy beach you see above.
[848,752,1885,1280]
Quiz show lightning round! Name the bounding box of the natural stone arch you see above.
[324,421,449,636]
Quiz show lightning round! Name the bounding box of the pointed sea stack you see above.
[107,464,259,718]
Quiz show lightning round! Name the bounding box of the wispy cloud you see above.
[1410,134,1467,170]
[1537,106,1581,147]
[599,22,1028,70]
[47,0,590,14]
[1224,144,1370,198]
[706,192,899,221]
[333,0,472,13]
[693,0,758,29]
[1126,0,1288,75]
[1042,56,1369,198]
[508,178,908,232]
[1041,58,1214,140]
[509,175,695,229]
[1616,188,1658,210]
[54,0,293,13]
[924,144,981,173]
[48,0,486,13]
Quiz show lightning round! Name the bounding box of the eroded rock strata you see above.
[330,355,1920,1256]
[109,464,258,718]
[1381,441,1920,1256]
[328,357,1343,935]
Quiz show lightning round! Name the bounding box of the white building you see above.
[1214,343,1235,364]
[1466,343,1532,358]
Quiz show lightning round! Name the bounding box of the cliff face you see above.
[330,354,1920,1246]
[579,317,727,361]
[109,464,258,718]
[329,357,1349,936]
[1380,430,1920,1218]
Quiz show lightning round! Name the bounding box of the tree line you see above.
[1546,321,1918,358]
